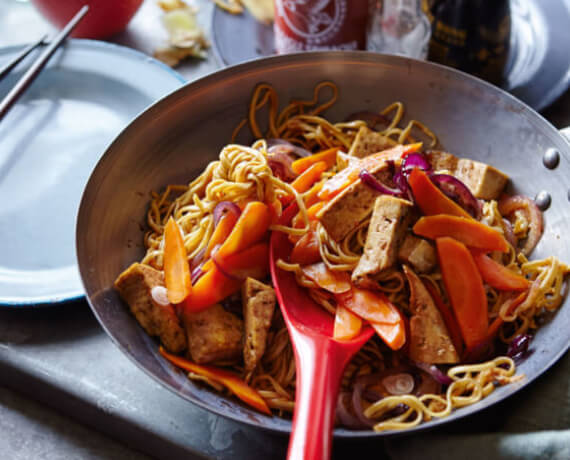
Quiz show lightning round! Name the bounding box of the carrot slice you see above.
[335,288,401,325]
[215,201,271,259]
[471,250,530,291]
[183,265,242,312]
[159,347,271,415]
[333,305,362,341]
[336,287,406,350]
[291,161,328,194]
[290,231,321,265]
[408,168,472,218]
[414,215,509,252]
[205,211,240,259]
[437,237,488,351]
[163,217,192,304]
[370,321,406,351]
[301,262,351,294]
[213,242,269,281]
[292,148,338,174]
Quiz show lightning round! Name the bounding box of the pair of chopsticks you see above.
[0,5,89,122]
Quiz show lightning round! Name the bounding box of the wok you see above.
[76,52,570,437]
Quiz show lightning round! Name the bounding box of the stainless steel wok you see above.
[76,52,570,437]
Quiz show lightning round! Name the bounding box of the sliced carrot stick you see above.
[213,242,269,281]
[301,262,351,294]
[204,211,240,259]
[291,161,328,194]
[436,237,488,352]
[408,168,472,218]
[370,321,406,351]
[414,215,509,252]
[183,265,242,312]
[336,288,401,326]
[159,347,271,415]
[215,201,271,259]
[291,147,338,174]
[471,250,530,291]
[290,231,321,265]
[333,305,362,341]
[163,217,192,304]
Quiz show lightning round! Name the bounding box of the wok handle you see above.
[560,127,570,144]
[286,330,345,460]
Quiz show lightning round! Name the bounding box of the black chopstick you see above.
[0,5,89,122]
[0,35,48,81]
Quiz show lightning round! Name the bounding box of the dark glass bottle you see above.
[423,0,511,85]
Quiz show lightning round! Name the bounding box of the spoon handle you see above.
[287,330,346,460]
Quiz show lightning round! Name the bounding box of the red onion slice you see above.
[336,392,366,429]
[151,286,170,307]
[213,201,241,226]
[191,263,205,284]
[382,373,415,395]
[498,195,543,255]
[507,333,533,363]
[401,152,432,175]
[359,169,403,196]
[267,150,297,182]
[430,173,482,219]
[414,362,453,386]
[267,139,312,158]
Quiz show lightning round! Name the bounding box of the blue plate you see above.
[0,39,185,307]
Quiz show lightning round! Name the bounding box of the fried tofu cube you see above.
[398,235,437,273]
[426,150,509,200]
[319,165,394,242]
[184,304,243,364]
[403,266,459,364]
[425,150,458,173]
[114,263,186,353]
[242,278,276,373]
[352,195,413,287]
[348,126,397,158]
[454,158,509,200]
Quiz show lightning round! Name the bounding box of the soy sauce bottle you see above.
[422,0,511,85]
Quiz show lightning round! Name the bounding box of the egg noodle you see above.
[140,82,569,431]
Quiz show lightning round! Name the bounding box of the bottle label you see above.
[274,0,368,53]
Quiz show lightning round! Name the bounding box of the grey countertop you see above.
[0,1,569,459]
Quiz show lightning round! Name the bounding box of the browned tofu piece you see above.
[114,263,186,353]
[426,150,458,173]
[454,158,509,200]
[403,266,459,364]
[397,235,437,273]
[348,126,396,158]
[184,304,243,364]
[242,278,276,373]
[352,196,413,287]
[426,150,509,200]
[318,164,394,242]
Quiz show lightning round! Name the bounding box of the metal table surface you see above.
[0,1,569,459]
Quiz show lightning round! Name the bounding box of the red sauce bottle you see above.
[274,0,369,53]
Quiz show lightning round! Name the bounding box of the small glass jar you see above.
[367,0,432,59]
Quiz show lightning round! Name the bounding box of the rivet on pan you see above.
[543,148,560,169]
[535,191,551,211]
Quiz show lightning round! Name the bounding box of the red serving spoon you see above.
[269,204,374,460]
